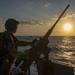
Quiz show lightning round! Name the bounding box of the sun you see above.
[64,23,72,31]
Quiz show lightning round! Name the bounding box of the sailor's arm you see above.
[17,41,32,46]
[17,39,38,47]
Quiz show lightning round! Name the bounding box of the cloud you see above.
[48,12,75,22]
[19,21,45,25]
[44,3,52,7]
[0,18,4,21]
[1,11,75,27]
[0,18,5,24]
[42,12,75,27]
[62,12,75,20]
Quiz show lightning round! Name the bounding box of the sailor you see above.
[0,18,36,75]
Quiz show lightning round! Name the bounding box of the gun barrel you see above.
[44,4,70,39]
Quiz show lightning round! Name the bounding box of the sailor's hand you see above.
[30,39,38,47]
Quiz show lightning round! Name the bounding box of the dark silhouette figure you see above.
[0,18,35,75]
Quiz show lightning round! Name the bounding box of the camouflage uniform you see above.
[0,30,33,75]
[0,31,18,75]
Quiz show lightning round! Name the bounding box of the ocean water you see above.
[16,36,75,75]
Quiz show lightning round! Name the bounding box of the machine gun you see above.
[15,4,70,72]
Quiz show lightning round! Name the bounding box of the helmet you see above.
[5,18,19,30]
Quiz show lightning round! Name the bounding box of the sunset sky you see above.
[0,0,75,36]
